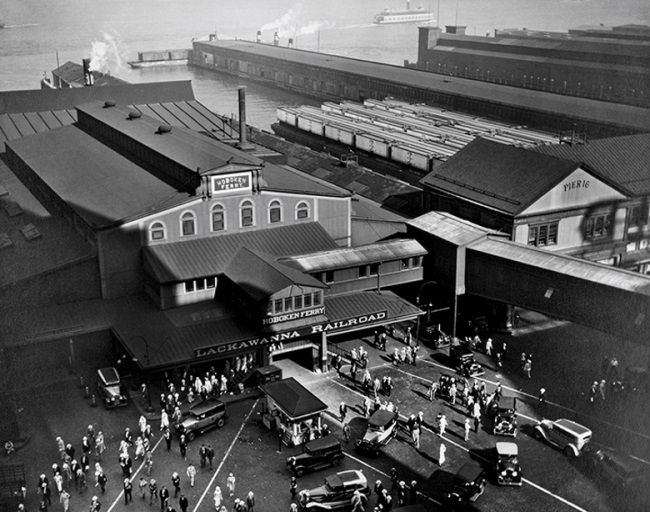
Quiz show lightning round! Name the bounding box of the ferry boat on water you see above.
[374,1,435,24]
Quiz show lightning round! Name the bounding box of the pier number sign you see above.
[211,172,252,194]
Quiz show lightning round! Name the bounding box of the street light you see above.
[415,281,439,347]
[132,336,154,413]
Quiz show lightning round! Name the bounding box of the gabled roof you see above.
[531,133,650,196]
[407,211,500,247]
[278,238,427,273]
[261,377,328,419]
[143,222,339,283]
[420,137,583,215]
[224,247,326,302]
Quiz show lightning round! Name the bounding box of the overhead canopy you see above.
[261,377,327,420]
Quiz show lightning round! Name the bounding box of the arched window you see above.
[180,211,196,236]
[211,204,225,232]
[240,200,254,227]
[269,200,282,224]
[296,201,310,220]
[149,221,166,241]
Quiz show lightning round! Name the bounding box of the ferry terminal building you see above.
[5,100,425,376]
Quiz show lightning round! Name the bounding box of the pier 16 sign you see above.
[194,310,388,358]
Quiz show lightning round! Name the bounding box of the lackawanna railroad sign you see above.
[194,310,388,358]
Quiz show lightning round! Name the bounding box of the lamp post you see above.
[132,336,154,413]
[415,281,439,347]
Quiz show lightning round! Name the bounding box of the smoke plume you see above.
[260,4,334,39]
[89,33,126,73]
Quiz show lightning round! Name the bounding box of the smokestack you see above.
[82,58,94,87]
[288,38,294,49]
[256,30,262,43]
[238,86,247,146]
[273,32,280,46]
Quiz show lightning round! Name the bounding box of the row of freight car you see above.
[276,98,559,173]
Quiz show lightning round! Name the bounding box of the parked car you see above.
[287,437,344,476]
[298,469,370,510]
[355,410,399,456]
[443,462,486,508]
[176,399,226,441]
[95,367,128,408]
[533,418,591,457]
[491,397,518,437]
[582,447,647,488]
[495,442,522,486]
[450,343,485,377]
[420,323,452,348]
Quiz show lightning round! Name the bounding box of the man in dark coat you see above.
[159,485,170,511]
[124,478,133,504]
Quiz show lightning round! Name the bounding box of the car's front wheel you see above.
[296,467,305,477]
[332,458,341,467]
[564,446,576,457]
[217,418,225,428]
[187,432,195,442]
[533,429,543,441]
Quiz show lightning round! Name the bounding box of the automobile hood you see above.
[105,385,123,399]
[180,417,197,429]
[361,431,381,444]
[303,485,328,502]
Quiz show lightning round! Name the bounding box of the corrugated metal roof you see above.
[52,61,129,87]
[420,137,579,215]
[0,81,194,115]
[196,40,650,133]
[470,238,650,296]
[279,238,426,273]
[407,211,498,246]
[531,133,650,196]
[261,378,327,418]
[6,125,192,229]
[324,289,422,323]
[351,196,408,222]
[143,222,339,283]
[224,247,326,301]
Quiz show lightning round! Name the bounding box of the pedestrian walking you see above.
[246,491,255,512]
[496,352,503,368]
[363,397,372,417]
[226,473,236,497]
[186,464,196,487]
[200,445,207,468]
[206,444,215,468]
[464,418,471,441]
[412,426,420,450]
[523,358,532,379]
[474,412,481,433]
[485,338,493,356]
[343,422,351,443]
[214,486,222,509]
[135,437,145,460]
[95,432,105,461]
[290,476,297,500]
[495,382,502,401]
[160,410,170,432]
[56,437,65,461]
[428,381,438,401]
[438,414,447,436]
[409,480,418,505]
[145,450,153,476]
[171,472,181,498]
[89,495,101,512]
[159,486,170,511]
[339,402,347,422]
[439,443,446,466]
[539,388,547,408]
[351,489,367,512]
[53,473,63,495]
[599,380,607,402]
[179,494,189,512]
[139,477,147,500]
[290,504,298,512]
[389,467,399,494]
[149,479,157,506]
[589,381,598,405]
[124,478,133,504]
[59,490,70,512]
[374,480,384,507]
[179,435,188,461]
[82,436,91,456]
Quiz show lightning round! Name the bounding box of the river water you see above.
[1,0,648,129]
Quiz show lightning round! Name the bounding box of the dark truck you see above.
[450,343,485,378]
[286,436,344,476]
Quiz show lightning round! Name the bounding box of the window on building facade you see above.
[401,258,411,270]
[629,205,648,227]
[313,291,322,306]
[369,263,380,275]
[269,200,282,224]
[294,295,303,310]
[206,277,216,288]
[528,222,558,246]
[274,298,283,313]
[150,222,166,241]
[284,297,292,311]
[296,202,310,220]
[585,214,612,240]
[211,204,225,232]
[241,200,254,227]
[304,293,313,308]
[324,270,335,283]
[196,279,205,291]
[184,280,194,293]
[358,266,369,278]
[180,211,196,236]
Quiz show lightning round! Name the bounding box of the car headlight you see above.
[111,397,116,402]
[501,470,507,476]
[512,471,518,477]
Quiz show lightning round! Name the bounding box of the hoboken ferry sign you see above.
[194,310,388,358]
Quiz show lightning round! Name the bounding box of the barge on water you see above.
[128,49,190,68]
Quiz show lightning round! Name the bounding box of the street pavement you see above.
[4,309,650,512]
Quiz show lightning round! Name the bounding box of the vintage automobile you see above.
[450,343,485,378]
[298,469,370,510]
[443,462,487,508]
[534,418,592,457]
[582,446,647,488]
[176,399,226,441]
[495,442,522,486]
[355,410,399,455]
[420,323,452,349]
[287,436,344,476]
[95,367,128,408]
[491,397,518,437]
